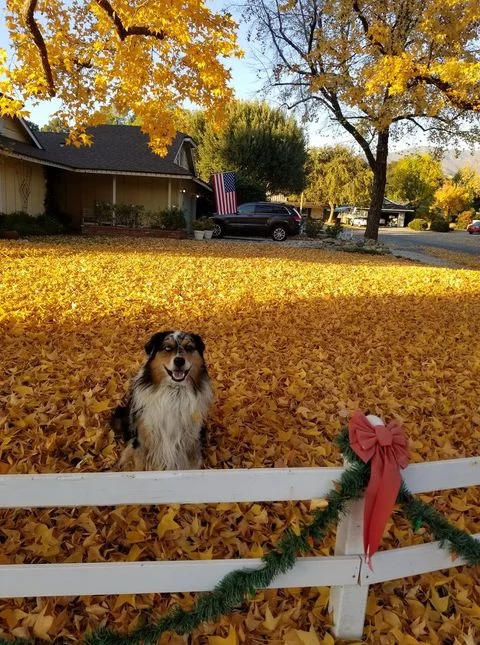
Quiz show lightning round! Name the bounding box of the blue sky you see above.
[0,0,419,151]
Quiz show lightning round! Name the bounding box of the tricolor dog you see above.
[113,331,212,471]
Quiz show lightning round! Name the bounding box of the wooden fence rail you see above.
[0,457,478,640]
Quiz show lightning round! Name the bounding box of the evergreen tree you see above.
[184,101,307,195]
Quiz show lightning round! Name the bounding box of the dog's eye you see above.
[163,346,173,352]
[184,345,195,352]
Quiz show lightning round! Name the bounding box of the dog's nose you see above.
[174,356,185,368]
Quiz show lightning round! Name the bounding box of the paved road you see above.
[354,228,480,256]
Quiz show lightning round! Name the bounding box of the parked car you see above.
[352,216,368,227]
[467,220,480,234]
[351,216,386,227]
[211,202,302,241]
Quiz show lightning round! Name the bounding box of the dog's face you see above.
[144,331,206,385]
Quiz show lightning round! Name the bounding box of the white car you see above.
[352,217,368,226]
[352,217,386,227]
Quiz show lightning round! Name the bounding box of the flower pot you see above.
[193,230,205,240]
[203,230,214,240]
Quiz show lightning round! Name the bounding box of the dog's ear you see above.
[144,331,170,357]
[191,333,205,357]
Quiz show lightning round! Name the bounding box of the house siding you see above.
[54,171,197,229]
[0,155,45,215]
[0,116,30,144]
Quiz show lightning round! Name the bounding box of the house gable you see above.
[0,115,43,148]
[0,115,30,144]
[174,138,197,175]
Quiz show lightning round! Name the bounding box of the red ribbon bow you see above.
[348,410,409,566]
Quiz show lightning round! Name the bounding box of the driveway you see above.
[355,228,480,256]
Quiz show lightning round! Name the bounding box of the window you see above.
[255,204,274,214]
[237,203,255,214]
[271,205,289,214]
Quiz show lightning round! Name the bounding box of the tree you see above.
[387,153,444,217]
[24,119,40,132]
[304,146,372,222]
[246,1,480,241]
[453,166,480,210]
[0,1,240,154]
[40,116,67,133]
[433,181,470,221]
[185,101,307,194]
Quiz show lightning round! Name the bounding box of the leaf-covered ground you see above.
[0,237,479,644]
[419,246,480,270]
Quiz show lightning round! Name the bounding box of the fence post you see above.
[329,484,368,640]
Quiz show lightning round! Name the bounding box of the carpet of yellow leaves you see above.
[419,247,480,270]
[0,237,479,644]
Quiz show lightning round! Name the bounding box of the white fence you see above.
[0,457,479,640]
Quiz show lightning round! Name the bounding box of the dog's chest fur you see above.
[131,376,211,470]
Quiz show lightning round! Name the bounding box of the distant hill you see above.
[390,146,480,176]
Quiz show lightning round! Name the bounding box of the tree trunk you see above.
[327,201,335,224]
[365,129,389,241]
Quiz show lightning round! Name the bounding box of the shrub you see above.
[92,202,145,226]
[141,211,162,228]
[324,223,343,238]
[305,217,324,237]
[456,210,475,230]
[114,203,144,226]
[193,218,206,231]
[159,207,186,230]
[202,217,215,230]
[0,211,65,236]
[193,217,215,231]
[93,201,113,223]
[408,218,428,231]
[429,217,450,232]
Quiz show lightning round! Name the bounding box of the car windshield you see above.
[471,220,480,226]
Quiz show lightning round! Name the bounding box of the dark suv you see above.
[211,202,302,241]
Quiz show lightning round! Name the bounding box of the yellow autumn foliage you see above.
[0,237,479,643]
[0,1,241,153]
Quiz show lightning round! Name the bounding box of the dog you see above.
[113,331,212,471]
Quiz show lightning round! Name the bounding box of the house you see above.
[0,115,211,231]
[270,193,327,219]
[336,198,415,227]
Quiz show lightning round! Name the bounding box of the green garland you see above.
[337,430,480,565]
[1,428,478,645]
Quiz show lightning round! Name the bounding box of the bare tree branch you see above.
[320,89,377,168]
[274,1,316,72]
[23,0,55,95]
[352,0,387,55]
[94,0,166,41]
[412,75,480,111]
[22,0,167,96]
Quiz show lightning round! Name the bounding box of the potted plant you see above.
[203,217,215,240]
[192,218,205,240]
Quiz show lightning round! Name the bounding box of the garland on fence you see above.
[1,423,478,645]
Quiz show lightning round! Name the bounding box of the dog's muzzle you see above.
[165,366,190,382]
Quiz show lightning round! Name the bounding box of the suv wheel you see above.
[212,222,224,238]
[271,225,288,241]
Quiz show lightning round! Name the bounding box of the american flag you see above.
[212,171,237,214]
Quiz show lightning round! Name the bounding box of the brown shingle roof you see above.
[0,125,194,176]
